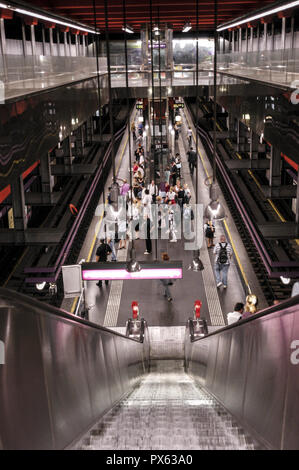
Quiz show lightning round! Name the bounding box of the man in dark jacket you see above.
[96,238,112,287]
[187,147,197,176]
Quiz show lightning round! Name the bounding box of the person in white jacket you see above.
[227,303,244,325]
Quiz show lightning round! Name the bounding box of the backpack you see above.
[218,243,228,264]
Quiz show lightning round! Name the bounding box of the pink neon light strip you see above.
[82,268,183,281]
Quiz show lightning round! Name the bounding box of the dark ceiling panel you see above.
[26,0,277,31]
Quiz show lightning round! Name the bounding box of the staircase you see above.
[78,360,258,450]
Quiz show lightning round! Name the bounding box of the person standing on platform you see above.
[159,253,174,302]
[170,161,178,187]
[95,239,112,288]
[164,166,171,185]
[187,147,196,176]
[131,122,136,140]
[204,219,215,248]
[213,235,233,289]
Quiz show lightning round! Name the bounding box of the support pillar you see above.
[271,23,275,51]
[57,29,60,56]
[249,130,259,160]
[21,20,27,56]
[263,22,267,51]
[40,152,54,194]
[281,16,286,50]
[0,18,6,56]
[239,27,242,52]
[49,28,54,56]
[31,25,36,55]
[237,120,241,152]
[269,147,281,187]
[11,176,27,230]
[250,26,254,52]
[291,16,295,50]
[68,32,72,56]
[75,34,78,56]
[232,30,235,52]
[246,27,248,53]
[85,35,89,57]
[64,137,74,171]
[64,31,68,56]
[42,24,46,56]
[257,23,260,52]
[227,114,235,138]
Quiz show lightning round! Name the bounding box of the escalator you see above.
[0,287,299,450]
[78,360,256,450]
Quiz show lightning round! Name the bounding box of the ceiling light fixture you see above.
[182,21,192,33]
[122,24,134,34]
[0,3,99,34]
[217,0,299,32]
[280,276,291,285]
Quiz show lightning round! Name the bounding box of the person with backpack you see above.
[213,235,233,289]
[204,219,215,248]
[95,239,112,288]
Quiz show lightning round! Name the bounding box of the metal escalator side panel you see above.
[0,288,149,450]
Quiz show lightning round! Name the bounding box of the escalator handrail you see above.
[188,293,299,342]
[0,287,144,343]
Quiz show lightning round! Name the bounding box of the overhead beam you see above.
[225,160,270,170]
[258,223,299,240]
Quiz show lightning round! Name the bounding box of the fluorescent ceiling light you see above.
[182,22,192,33]
[0,3,98,34]
[122,24,134,34]
[217,0,299,32]
[82,268,183,281]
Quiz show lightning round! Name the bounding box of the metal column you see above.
[49,28,54,56]
[239,27,242,52]
[0,18,6,56]
[271,23,275,51]
[249,130,259,160]
[21,20,27,56]
[11,176,27,231]
[269,147,281,187]
[42,24,46,56]
[263,22,267,51]
[40,152,54,194]
[281,16,286,50]
[250,26,254,52]
[31,24,36,55]
[64,31,68,56]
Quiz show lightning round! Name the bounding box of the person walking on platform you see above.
[227,303,244,325]
[96,239,112,288]
[213,235,233,289]
[159,253,174,302]
[187,127,192,147]
[187,147,196,176]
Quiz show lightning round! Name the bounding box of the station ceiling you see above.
[27,0,276,32]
